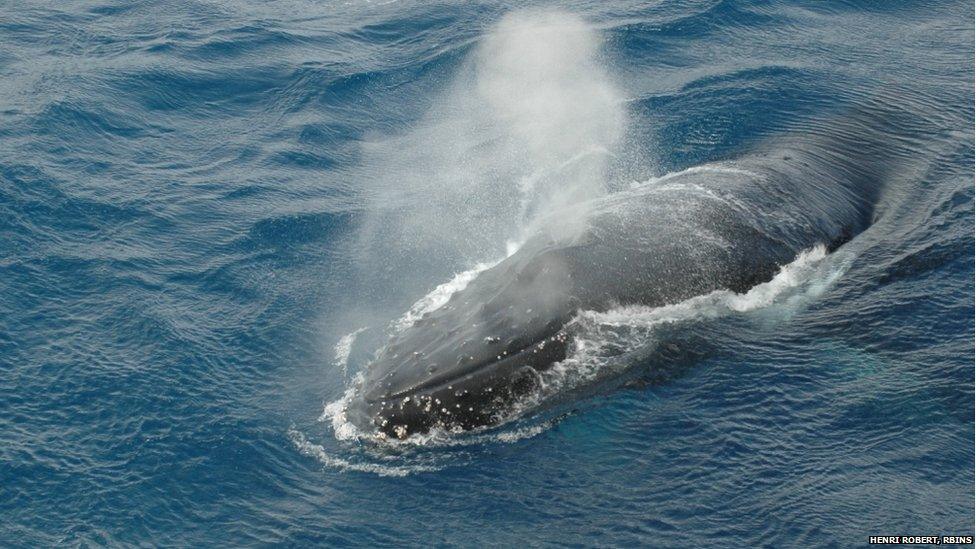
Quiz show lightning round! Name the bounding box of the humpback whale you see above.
[345,112,896,439]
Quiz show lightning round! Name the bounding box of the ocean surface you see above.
[1,1,973,546]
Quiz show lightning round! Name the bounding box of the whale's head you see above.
[345,244,583,438]
[345,328,571,439]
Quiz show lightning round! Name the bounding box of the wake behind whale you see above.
[330,10,907,440]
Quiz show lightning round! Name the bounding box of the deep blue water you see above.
[1,1,973,546]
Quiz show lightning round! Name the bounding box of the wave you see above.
[288,428,441,477]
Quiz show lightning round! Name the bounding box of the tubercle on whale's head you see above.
[347,332,570,438]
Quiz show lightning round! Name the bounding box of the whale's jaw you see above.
[347,330,570,438]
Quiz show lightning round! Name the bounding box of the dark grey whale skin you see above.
[346,112,898,438]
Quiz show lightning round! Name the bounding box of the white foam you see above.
[391,260,499,333]
[632,164,758,189]
[319,373,364,441]
[288,428,441,477]
[332,327,367,378]
[388,236,527,334]
[587,244,831,323]
[516,245,850,410]
[379,419,551,448]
